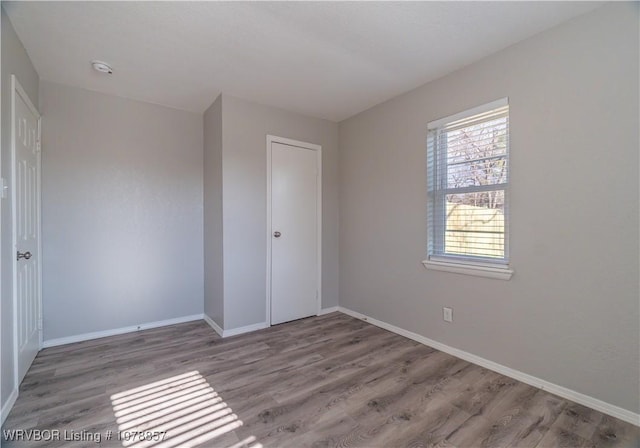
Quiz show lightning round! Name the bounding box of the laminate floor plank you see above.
[2,314,638,448]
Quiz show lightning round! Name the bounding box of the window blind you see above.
[427,100,509,264]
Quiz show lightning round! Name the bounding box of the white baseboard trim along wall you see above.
[318,306,339,315]
[203,308,338,338]
[224,322,269,337]
[203,314,269,338]
[42,309,336,348]
[203,314,223,337]
[1,388,18,425]
[42,314,204,348]
[15,307,639,428]
[336,306,640,427]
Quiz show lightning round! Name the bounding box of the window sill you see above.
[421,259,514,280]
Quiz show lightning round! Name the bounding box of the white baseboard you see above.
[202,315,268,338]
[318,306,339,315]
[203,314,223,337]
[1,387,18,426]
[33,305,639,426]
[223,322,268,338]
[204,308,340,338]
[42,314,204,348]
[337,306,640,427]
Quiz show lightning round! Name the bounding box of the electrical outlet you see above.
[443,307,453,323]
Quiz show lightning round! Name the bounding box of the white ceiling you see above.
[5,1,603,122]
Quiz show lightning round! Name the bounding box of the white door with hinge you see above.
[12,75,42,385]
[267,136,321,326]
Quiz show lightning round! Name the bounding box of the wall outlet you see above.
[443,307,453,323]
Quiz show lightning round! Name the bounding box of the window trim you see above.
[421,258,514,280]
[427,98,509,130]
[424,98,513,280]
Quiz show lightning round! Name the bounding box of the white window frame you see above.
[422,98,514,280]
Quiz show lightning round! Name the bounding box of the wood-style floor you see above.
[2,312,638,447]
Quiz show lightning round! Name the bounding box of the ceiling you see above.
[4,1,603,122]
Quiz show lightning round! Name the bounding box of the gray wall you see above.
[221,94,339,330]
[40,81,204,341]
[203,95,224,327]
[338,3,639,414]
[1,5,40,408]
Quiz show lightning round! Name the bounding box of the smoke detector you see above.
[91,60,113,74]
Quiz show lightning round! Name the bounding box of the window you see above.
[424,98,513,279]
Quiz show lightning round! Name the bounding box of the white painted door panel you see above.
[13,85,40,384]
[270,142,318,325]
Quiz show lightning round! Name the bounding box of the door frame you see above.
[266,135,322,326]
[11,74,43,391]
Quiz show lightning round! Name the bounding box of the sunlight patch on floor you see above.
[110,371,262,448]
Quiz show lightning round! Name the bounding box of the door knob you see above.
[17,251,32,261]
[273,231,281,238]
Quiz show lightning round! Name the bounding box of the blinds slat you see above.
[443,107,509,132]
[447,154,506,167]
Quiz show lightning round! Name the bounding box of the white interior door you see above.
[12,76,41,384]
[269,139,320,325]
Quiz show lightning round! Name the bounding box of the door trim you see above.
[266,135,322,326]
[11,75,43,394]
